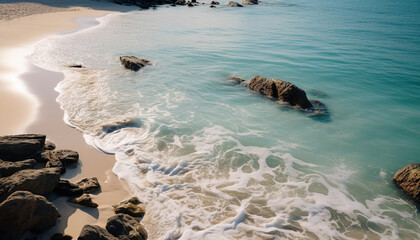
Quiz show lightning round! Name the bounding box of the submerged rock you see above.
[114,197,145,218]
[0,191,59,235]
[54,179,84,196]
[76,177,101,193]
[69,194,98,208]
[106,214,148,240]
[0,158,36,178]
[0,134,46,161]
[393,163,420,203]
[227,75,246,85]
[241,0,258,4]
[227,1,243,7]
[120,56,151,71]
[0,168,60,201]
[78,225,117,240]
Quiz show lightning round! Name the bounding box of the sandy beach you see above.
[0,1,138,238]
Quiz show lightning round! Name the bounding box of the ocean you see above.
[29,0,420,239]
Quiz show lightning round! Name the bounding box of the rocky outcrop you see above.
[114,197,146,218]
[69,194,98,208]
[106,214,148,240]
[0,168,60,201]
[41,150,79,174]
[54,179,84,196]
[51,233,73,240]
[0,191,59,236]
[248,76,313,110]
[120,56,151,71]
[45,140,56,150]
[76,177,100,193]
[241,0,258,4]
[78,225,118,240]
[393,163,420,203]
[0,158,36,178]
[0,134,46,161]
[227,1,243,7]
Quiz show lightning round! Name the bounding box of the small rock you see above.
[69,194,98,208]
[211,1,220,4]
[120,56,151,71]
[106,214,148,240]
[0,158,36,178]
[45,140,56,150]
[210,5,216,8]
[51,233,73,240]
[0,191,59,235]
[241,0,258,5]
[114,197,145,218]
[78,225,117,240]
[393,163,420,203]
[227,75,246,84]
[76,177,100,193]
[68,64,84,68]
[54,179,83,196]
[0,134,46,161]
[227,1,243,7]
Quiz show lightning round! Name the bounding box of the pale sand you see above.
[0,1,140,238]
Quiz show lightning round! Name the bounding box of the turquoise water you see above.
[30,0,420,239]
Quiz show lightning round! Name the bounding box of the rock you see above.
[248,76,313,110]
[0,158,36,178]
[211,1,220,4]
[227,1,243,7]
[106,214,148,240]
[46,157,66,174]
[175,0,186,5]
[76,177,100,193]
[187,2,194,7]
[68,64,84,68]
[241,0,258,5]
[114,197,145,218]
[54,179,83,196]
[51,233,73,240]
[120,56,151,71]
[227,75,246,84]
[39,150,79,165]
[393,163,420,203]
[69,194,98,208]
[0,191,59,235]
[78,225,117,240]
[0,134,46,161]
[0,168,60,201]
[45,140,56,150]
[210,4,216,8]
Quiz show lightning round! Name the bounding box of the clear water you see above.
[29,0,420,239]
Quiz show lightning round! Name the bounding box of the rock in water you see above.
[248,76,313,110]
[0,168,60,201]
[393,163,420,203]
[0,134,46,161]
[227,1,243,7]
[78,225,117,240]
[0,191,59,235]
[106,214,148,240]
[69,194,98,208]
[76,177,100,193]
[0,158,36,178]
[120,56,151,71]
[54,179,83,196]
[242,0,258,4]
[114,197,145,218]
[227,75,246,84]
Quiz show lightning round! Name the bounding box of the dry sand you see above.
[0,1,140,238]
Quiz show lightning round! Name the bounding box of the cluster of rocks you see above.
[0,134,148,239]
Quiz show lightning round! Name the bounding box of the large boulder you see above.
[106,214,148,240]
[241,0,258,4]
[0,158,36,178]
[227,1,243,7]
[393,163,420,203]
[0,191,59,236]
[0,168,60,201]
[76,177,101,193]
[78,225,118,240]
[69,194,98,208]
[114,197,146,218]
[54,179,84,196]
[0,134,46,161]
[248,76,313,110]
[120,56,151,71]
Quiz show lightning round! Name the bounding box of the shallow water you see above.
[30,0,420,239]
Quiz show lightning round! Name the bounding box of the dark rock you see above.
[306,100,330,121]
[0,168,60,201]
[39,150,79,165]
[76,177,100,193]
[45,140,56,150]
[187,2,194,7]
[120,56,151,71]
[211,1,220,4]
[393,163,420,203]
[69,194,98,208]
[248,76,313,110]
[227,75,246,84]
[0,191,59,235]
[54,179,83,196]
[175,0,186,5]
[68,64,84,69]
[51,233,73,240]
[0,134,46,161]
[106,214,148,240]
[227,1,243,7]
[0,158,36,178]
[78,225,117,240]
[241,0,258,5]
[210,4,216,8]
[114,197,145,218]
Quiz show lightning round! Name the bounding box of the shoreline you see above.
[0,1,139,238]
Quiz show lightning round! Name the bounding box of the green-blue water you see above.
[30,0,420,239]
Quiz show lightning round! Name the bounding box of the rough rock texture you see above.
[51,233,73,240]
[393,163,420,203]
[44,140,56,150]
[0,168,60,201]
[227,1,243,7]
[120,56,151,71]
[248,76,313,110]
[78,225,118,240]
[69,194,98,208]
[39,150,79,165]
[106,214,148,240]
[0,191,59,235]
[114,197,145,218]
[54,179,83,196]
[0,134,46,161]
[242,0,258,4]
[0,158,36,178]
[227,75,246,84]
[76,177,100,193]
